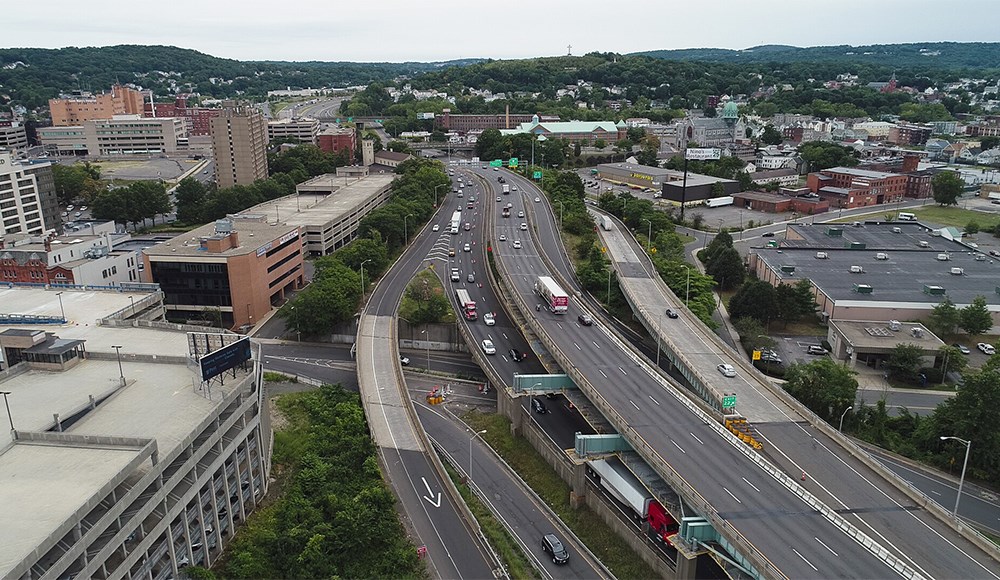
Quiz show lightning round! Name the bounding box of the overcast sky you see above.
[4,0,998,63]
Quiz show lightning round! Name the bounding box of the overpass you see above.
[479,167,1000,579]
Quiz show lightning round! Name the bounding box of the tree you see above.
[931,171,963,206]
[475,128,505,160]
[798,141,859,171]
[702,229,733,265]
[774,279,820,326]
[705,247,745,291]
[959,295,993,336]
[174,177,207,224]
[733,317,773,352]
[709,181,726,198]
[886,343,924,383]
[728,279,777,323]
[965,220,980,235]
[784,359,858,422]
[926,297,960,338]
[761,125,783,145]
[938,345,968,378]
[594,138,607,149]
[922,367,1000,482]
[125,181,172,226]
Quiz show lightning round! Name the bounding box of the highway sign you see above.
[490,160,503,167]
[752,350,761,361]
[508,157,519,168]
[722,395,737,408]
[533,171,542,179]
[686,148,721,160]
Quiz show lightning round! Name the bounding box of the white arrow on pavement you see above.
[421,477,442,508]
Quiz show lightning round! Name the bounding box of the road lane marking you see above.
[421,477,442,508]
[599,369,608,378]
[593,341,601,349]
[618,366,628,376]
[723,487,741,504]
[815,536,839,557]
[574,342,582,350]
[648,395,660,405]
[741,477,760,493]
[671,440,686,454]
[629,400,640,411]
[691,433,705,445]
[792,548,818,572]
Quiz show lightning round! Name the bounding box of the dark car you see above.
[531,398,548,414]
[509,348,525,362]
[665,308,679,319]
[578,314,594,326]
[762,232,775,237]
[541,533,570,564]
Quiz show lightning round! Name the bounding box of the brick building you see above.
[888,124,932,146]
[806,166,909,209]
[145,96,222,136]
[49,85,145,126]
[316,126,355,160]
[436,108,559,132]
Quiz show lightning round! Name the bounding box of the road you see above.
[481,167,1000,579]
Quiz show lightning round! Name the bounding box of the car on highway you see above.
[520,222,528,231]
[499,233,507,241]
[399,355,410,366]
[512,240,522,249]
[531,398,548,415]
[512,185,518,191]
[509,348,525,362]
[541,533,568,564]
[483,312,496,326]
[467,273,475,283]
[578,313,593,326]
[432,224,440,232]
[978,342,996,355]
[806,345,828,355]
[762,232,775,237]
[481,339,497,355]
[464,222,471,231]
[451,268,460,282]
[496,196,502,202]
[518,211,524,218]
[717,363,737,378]
[665,308,679,319]
[952,343,971,355]
[534,197,541,203]
[449,248,456,257]
[463,243,471,252]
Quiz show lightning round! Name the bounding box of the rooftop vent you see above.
[826,227,844,237]
[923,285,946,296]
[950,267,964,276]
[888,320,901,331]
[214,218,234,235]
[850,265,864,273]
[937,253,950,261]
[780,265,796,275]
[848,241,867,250]
[875,252,889,260]
[891,227,902,234]
[919,241,930,248]
[911,327,924,338]
[854,283,873,294]
[815,252,828,259]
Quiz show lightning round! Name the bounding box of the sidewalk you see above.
[853,366,954,396]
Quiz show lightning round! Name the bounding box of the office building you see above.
[0,123,29,153]
[19,160,61,232]
[143,215,304,330]
[267,118,320,144]
[0,287,268,579]
[316,126,355,160]
[0,229,141,286]
[48,85,146,126]
[0,152,47,236]
[210,103,268,188]
[436,108,559,132]
[501,115,626,145]
[144,95,222,136]
[38,117,187,156]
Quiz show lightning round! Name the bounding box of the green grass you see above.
[441,461,539,579]
[263,371,295,383]
[399,267,457,323]
[464,411,660,580]
[910,205,1000,230]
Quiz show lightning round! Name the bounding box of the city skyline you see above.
[3,0,998,63]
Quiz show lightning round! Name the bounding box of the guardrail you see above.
[492,196,932,579]
[593,209,1000,563]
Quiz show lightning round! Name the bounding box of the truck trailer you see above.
[588,458,678,544]
[704,196,734,208]
[534,276,569,314]
[450,210,462,234]
[502,184,510,194]
[455,288,477,320]
[599,215,613,231]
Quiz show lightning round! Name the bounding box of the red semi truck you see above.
[534,276,569,314]
[455,288,477,320]
[588,458,678,544]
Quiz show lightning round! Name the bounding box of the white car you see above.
[512,185,518,191]
[717,363,737,378]
[496,196,502,202]
[978,342,996,355]
[432,224,440,232]
[463,243,471,252]
[481,339,497,355]
[499,233,507,241]
[483,312,496,326]
[534,197,541,203]
[518,211,524,218]
[520,222,528,231]
[512,240,522,249]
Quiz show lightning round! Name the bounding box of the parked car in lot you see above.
[481,339,497,355]
[717,363,737,378]
[952,343,971,355]
[978,342,996,355]
[578,314,593,326]
[399,355,410,366]
[806,345,828,355]
[541,533,569,564]
[665,308,678,319]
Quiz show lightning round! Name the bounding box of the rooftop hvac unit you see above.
[850,265,864,273]
[848,241,866,250]
[923,285,946,295]
[815,252,828,259]
[888,320,901,331]
[875,252,889,260]
[919,241,930,248]
[826,227,844,237]
[937,253,950,261]
[214,218,234,235]
[780,265,796,274]
[766,240,779,248]
[891,227,902,234]
[911,327,924,338]
[950,267,965,275]
[854,284,874,294]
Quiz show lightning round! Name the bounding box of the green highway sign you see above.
[490,160,503,167]
[722,395,737,408]
[533,171,542,179]
[508,157,519,168]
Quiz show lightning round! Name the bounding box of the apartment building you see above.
[48,85,146,126]
[0,122,29,153]
[0,152,47,236]
[210,103,268,188]
[436,108,559,132]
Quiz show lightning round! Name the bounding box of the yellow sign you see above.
[630,172,654,181]
[752,350,761,361]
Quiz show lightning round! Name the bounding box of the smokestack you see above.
[505,104,510,130]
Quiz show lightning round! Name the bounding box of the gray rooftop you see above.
[822,166,900,179]
[597,162,677,179]
[782,222,937,251]
[270,173,395,228]
[143,216,297,258]
[831,320,944,352]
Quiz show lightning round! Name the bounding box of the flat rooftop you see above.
[597,162,677,178]
[754,245,1000,306]
[143,216,297,258]
[831,320,944,351]
[782,222,939,251]
[0,286,150,325]
[264,173,395,228]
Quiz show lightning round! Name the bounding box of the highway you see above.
[592,204,1000,578]
[475,167,999,579]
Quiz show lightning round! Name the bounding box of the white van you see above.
[897,212,916,221]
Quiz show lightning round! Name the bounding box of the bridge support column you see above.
[569,461,587,509]
[674,550,698,580]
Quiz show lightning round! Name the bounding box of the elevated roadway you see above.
[593,208,1000,579]
[474,167,998,579]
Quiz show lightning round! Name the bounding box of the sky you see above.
[4,0,998,63]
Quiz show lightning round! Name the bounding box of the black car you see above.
[762,232,775,237]
[509,348,525,362]
[541,533,570,564]
[577,314,593,326]
[531,398,548,414]
[665,308,679,319]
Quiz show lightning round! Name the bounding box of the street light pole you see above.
[468,429,487,481]
[129,295,136,317]
[434,184,446,207]
[360,259,372,296]
[56,291,66,322]
[421,329,431,370]
[838,405,853,432]
[940,436,971,517]
[111,345,125,387]
[556,200,564,227]
[403,214,413,243]
[685,266,691,306]
[606,269,612,305]
[643,218,652,252]
[0,391,13,430]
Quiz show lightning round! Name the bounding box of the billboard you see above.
[417,112,435,120]
[685,148,721,160]
[200,337,252,381]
